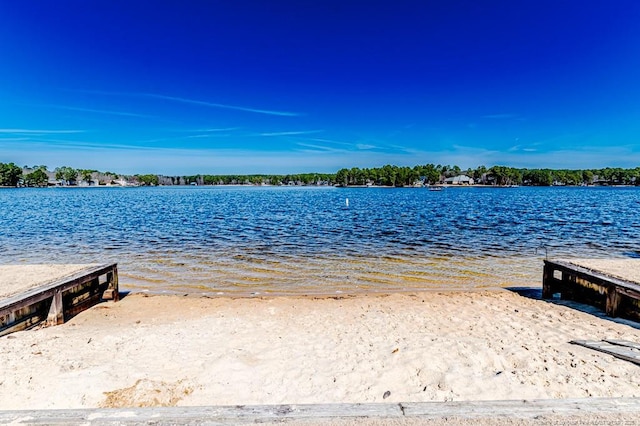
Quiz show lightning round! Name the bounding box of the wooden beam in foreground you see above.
[1,398,640,424]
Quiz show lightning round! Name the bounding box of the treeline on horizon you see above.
[334,164,640,187]
[2,161,640,187]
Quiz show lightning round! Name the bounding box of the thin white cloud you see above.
[145,94,302,117]
[134,132,238,144]
[356,144,377,150]
[483,113,517,119]
[28,138,164,151]
[307,137,354,147]
[295,142,346,153]
[303,137,392,153]
[188,127,240,132]
[77,89,302,117]
[296,136,379,153]
[0,128,85,134]
[260,130,323,137]
[185,134,232,139]
[4,141,640,175]
[0,137,29,141]
[387,143,418,154]
[32,104,156,119]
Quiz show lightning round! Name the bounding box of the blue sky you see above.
[1,1,640,174]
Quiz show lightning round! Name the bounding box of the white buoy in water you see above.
[345,198,349,207]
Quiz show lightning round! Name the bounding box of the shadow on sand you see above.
[506,286,640,331]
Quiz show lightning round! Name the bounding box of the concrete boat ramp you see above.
[0,263,119,336]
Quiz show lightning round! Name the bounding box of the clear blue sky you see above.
[1,1,640,174]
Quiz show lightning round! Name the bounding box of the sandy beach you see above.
[1,288,639,419]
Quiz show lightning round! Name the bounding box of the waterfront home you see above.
[444,174,474,185]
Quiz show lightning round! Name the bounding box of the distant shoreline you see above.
[3,183,639,189]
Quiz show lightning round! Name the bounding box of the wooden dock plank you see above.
[571,340,640,365]
[0,264,116,311]
[544,259,640,294]
[561,258,640,285]
[542,259,640,321]
[0,263,118,336]
[400,397,640,418]
[1,398,640,424]
[604,339,640,350]
[0,264,101,299]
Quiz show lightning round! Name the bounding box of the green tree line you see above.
[334,164,640,187]
[3,161,640,188]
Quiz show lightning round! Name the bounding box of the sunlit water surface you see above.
[1,186,638,295]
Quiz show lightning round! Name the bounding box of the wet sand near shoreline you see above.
[1,289,639,416]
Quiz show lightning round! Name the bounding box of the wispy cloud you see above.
[13,137,167,152]
[41,104,156,119]
[296,136,371,153]
[508,143,539,153]
[295,142,346,153]
[0,137,30,141]
[483,113,517,119]
[185,133,233,139]
[307,137,354,147]
[299,137,390,153]
[5,140,639,176]
[146,94,302,117]
[145,128,240,140]
[259,130,323,137]
[0,128,85,135]
[77,89,302,117]
[386,143,418,154]
[186,127,240,133]
[356,143,376,150]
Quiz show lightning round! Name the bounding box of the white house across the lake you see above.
[444,175,474,185]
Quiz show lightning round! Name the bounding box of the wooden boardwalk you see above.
[0,263,119,336]
[543,258,640,321]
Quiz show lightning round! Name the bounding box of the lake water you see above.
[1,186,638,295]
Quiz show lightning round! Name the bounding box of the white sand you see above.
[1,290,639,411]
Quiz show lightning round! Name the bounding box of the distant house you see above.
[444,175,474,185]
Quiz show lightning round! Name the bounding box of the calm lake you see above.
[1,186,638,295]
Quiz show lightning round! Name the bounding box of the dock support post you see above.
[542,262,554,299]
[103,265,119,302]
[46,288,64,326]
[606,288,621,317]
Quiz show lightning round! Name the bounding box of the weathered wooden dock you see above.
[0,263,118,336]
[543,258,640,321]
